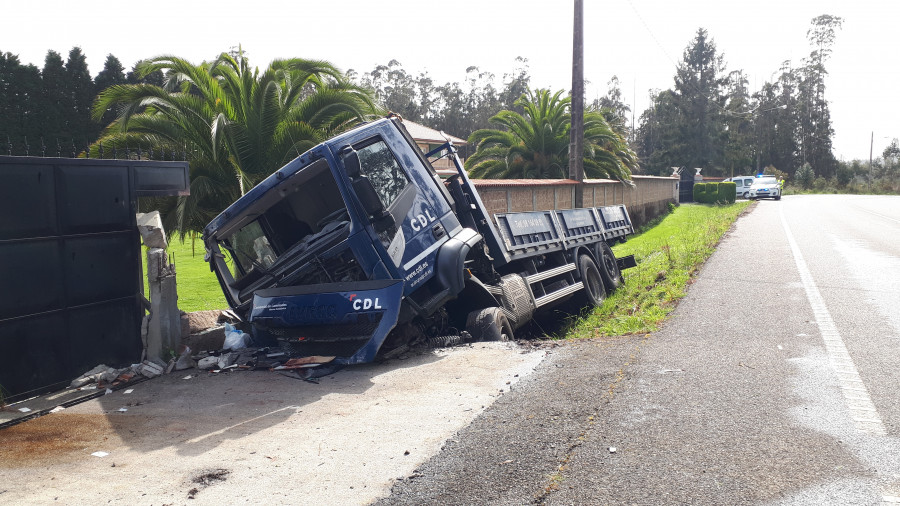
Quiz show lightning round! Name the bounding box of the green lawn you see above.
[144,236,228,312]
[565,201,752,339]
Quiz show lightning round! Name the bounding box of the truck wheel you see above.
[572,254,606,308]
[597,242,623,293]
[466,307,514,342]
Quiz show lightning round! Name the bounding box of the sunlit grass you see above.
[143,234,227,313]
[565,201,752,339]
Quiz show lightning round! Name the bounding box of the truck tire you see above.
[597,242,623,293]
[466,307,514,342]
[572,254,606,308]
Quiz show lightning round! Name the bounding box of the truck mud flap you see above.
[616,254,637,270]
[249,279,404,365]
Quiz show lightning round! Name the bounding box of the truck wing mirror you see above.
[342,148,361,178]
[353,176,386,216]
[353,177,395,233]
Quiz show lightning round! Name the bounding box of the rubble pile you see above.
[68,344,340,392]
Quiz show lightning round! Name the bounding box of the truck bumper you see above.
[249,279,405,365]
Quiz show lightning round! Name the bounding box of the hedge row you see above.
[693,182,736,204]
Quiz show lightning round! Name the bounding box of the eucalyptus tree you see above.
[594,75,631,139]
[464,88,635,181]
[92,51,377,238]
[722,70,754,175]
[797,14,842,177]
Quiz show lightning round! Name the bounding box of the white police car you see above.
[748,176,781,200]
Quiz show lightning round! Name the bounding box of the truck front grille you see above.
[253,314,383,357]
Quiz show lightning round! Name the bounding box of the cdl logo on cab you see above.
[349,293,383,311]
[410,209,437,232]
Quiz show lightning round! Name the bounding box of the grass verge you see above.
[565,201,752,339]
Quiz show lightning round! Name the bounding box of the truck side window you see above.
[356,140,408,209]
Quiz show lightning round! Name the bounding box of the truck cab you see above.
[203,119,479,363]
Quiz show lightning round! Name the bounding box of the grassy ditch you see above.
[564,201,752,339]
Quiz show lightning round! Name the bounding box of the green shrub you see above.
[717,182,736,204]
[796,163,815,189]
[693,182,707,202]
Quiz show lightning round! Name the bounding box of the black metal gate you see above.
[0,156,188,402]
[679,169,695,203]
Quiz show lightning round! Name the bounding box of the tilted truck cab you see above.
[203,117,635,365]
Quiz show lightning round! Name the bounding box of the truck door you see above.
[346,137,446,295]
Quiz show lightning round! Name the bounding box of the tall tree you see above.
[0,53,42,153]
[93,54,127,129]
[797,14,842,177]
[722,70,754,176]
[65,47,94,146]
[127,60,164,86]
[92,51,377,237]
[40,50,70,143]
[634,89,682,175]
[752,61,800,175]
[465,88,635,181]
[673,28,728,175]
[498,56,531,113]
[593,75,631,139]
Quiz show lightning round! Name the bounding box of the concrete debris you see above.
[70,364,114,388]
[136,211,167,249]
[174,346,194,371]
[217,352,237,369]
[197,356,220,370]
[138,360,165,378]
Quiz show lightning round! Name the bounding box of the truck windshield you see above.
[214,158,350,285]
[221,220,276,281]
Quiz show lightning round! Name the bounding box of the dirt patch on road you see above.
[0,413,142,467]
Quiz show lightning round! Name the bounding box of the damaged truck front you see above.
[203,117,635,366]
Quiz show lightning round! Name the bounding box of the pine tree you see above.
[40,50,70,145]
[65,47,94,148]
[673,28,728,175]
[93,54,127,132]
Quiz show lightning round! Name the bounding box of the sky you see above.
[3,0,898,162]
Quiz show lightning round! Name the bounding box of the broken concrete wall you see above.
[137,212,181,361]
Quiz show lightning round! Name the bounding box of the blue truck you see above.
[202,116,635,366]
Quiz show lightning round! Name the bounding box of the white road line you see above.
[779,206,886,436]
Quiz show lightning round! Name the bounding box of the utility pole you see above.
[870,131,874,169]
[569,0,585,208]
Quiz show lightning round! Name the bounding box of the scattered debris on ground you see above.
[187,468,230,499]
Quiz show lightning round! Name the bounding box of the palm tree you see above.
[91,50,378,238]
[464,88,636,182]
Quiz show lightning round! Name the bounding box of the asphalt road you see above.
[380,195,900,505]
